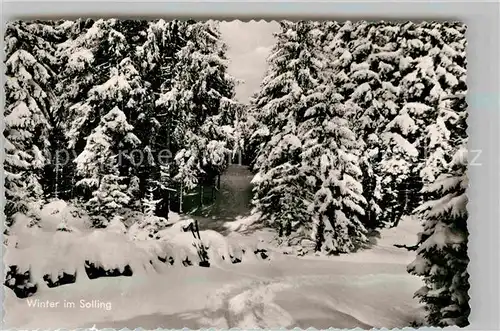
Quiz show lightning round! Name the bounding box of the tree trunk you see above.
[200,186,204,207]
[393,211,402,228]
[54,163,59,199]
[179,184,183,214]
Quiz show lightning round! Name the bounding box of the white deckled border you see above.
[1,2,499,331]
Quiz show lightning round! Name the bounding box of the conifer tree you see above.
[55,19,148,208]
[379,102,422,227]
[41,19,94,201]
[418,22,468,185]
[408,22,469,327]
[377,21,467,228]
[142,186,162,217]
[58,19,147,153]
[339,22,383,229]
[376,22,434,227]
[134,20,189,200]
[299,87,369,254]
[250,21,320,242]
[74,107,141,224]
[135,19,189,152]
[4,20,59,221]
[322,21,355,108]
[409,143,469,327]
[156,21,238,192]
[59,20,148,212]
[250,21,370,253]
[136,19,187,96]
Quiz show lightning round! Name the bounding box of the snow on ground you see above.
[4,201,272,294]
[223,212,263,234]
[321,215,423,265]
[4,214,425,330]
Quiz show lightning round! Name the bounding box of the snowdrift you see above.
[4,201,270,299]
[223,213,422,264]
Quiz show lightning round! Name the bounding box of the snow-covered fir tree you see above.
[418,22,468,185]
[4,20,60,221]
[382,21,462,220]
[58,20,149,215]
[279,22,368,253]
[318,21,406,231]
[54,19,150,208]
[339,22,381,230]
[43,19,94,201]
[247,21,330,174]
[250,21,320,244]
[321,21,355,111]
[155,21,238,192]
[378,102,423,227]
[408,143,469,327]
[362,23,404,229]
[378,21,467,229]
[136,19,186,95]
[375,22,429,227]
[134,20,187,198]
[58,19,147,153]
[142,186,162,216]
[251,21,368,253]
[330,22,395,229]
[299,88,369,254]
[408,22,469,327]
[74,107,141,224]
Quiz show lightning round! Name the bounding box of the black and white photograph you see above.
[3,18,469,329]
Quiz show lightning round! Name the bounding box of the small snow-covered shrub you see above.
[84,261,133,279]
[4,215,159,298]
[39,199,91,231]
[223,213,263,234]
[119,208,144,228]
[128,215,169,240]
[8,213,41,235]
[43,271,77,288]
[7,211,42,235]
[4,266,37,298]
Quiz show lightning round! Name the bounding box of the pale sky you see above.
[219,21,280,104]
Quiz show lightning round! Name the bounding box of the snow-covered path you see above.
[74,254,423,330]
[192,164,254,234]
[196,270,378,329]
[199,248,424,329]
[82,218,424,330]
